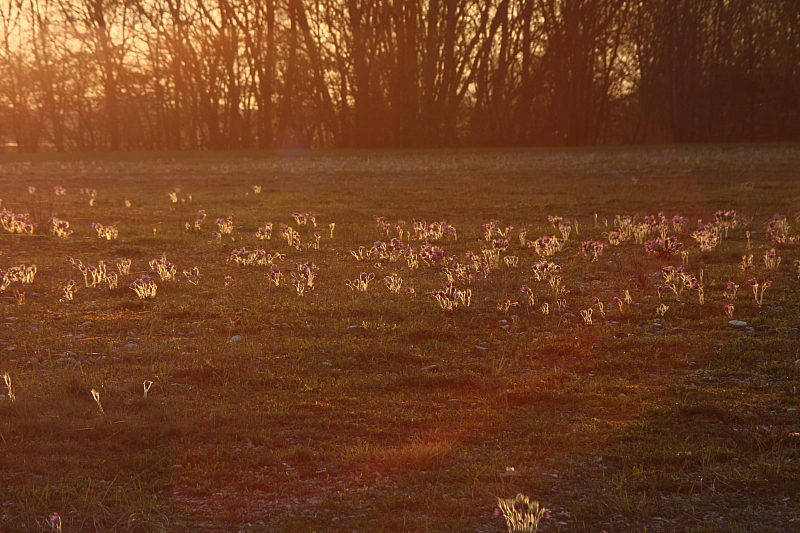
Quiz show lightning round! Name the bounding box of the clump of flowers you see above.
[116,258,132,275]
[520,285,535,307]
[384,273,414,295]
[749,278,772,306]
[723,281,738,300]
[49,216,72,238]
[794,259,800,279]
[216,215,235,235]
[530,260,561,281]
[251,185,262,194]
[54,186,66,196]
[690,222,722,251]
[430,281,472,310]
[411,219,457,242]
[724,303,734,318]
[580,240,608,262]
[762,248,781,270]
[291,261,318,296]
[91,222,118,240]
[581,308,593,325]
[764,214,797,244]
[256,222,273,240]
[292,212,316,227]
[187,210,207,231]
[496,493,550,533]
[149,253,177,281]
[0,264,37,292]
[183,267,201,285]
[228,247,285,267]
[130,275,157,299]
[529,235,565,257]
[266,264,282,286]
[61,280,76,301]
[1,208,37,234]
[345,271,375,292]
[483,219,513,242]
[644,236,682,258]
[280,225,302,249]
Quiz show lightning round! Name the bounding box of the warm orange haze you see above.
[1,0,799,151]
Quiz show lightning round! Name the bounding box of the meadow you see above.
[0,145,799,533]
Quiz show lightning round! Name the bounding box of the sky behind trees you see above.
[1,0,798,152]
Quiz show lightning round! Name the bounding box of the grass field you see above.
[1,145,799,532]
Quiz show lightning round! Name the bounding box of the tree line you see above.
[1,0,798,151]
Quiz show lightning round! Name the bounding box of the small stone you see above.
[729,320,748,328]
[124,343,138,350]
[79,322,93,328]
[229,335,242,342]
[422,365,439,372]
[619,393,627,400]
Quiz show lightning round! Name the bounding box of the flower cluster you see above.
[1,208,37,234]
[371,239,406,264]
[266,264,282,286]
[723,281,738,301]
[529,235,565,257]
[149,253,177,281]
[643,236,682,258]
[216,215,235,235]
[187,210,207,231]
[411,219,457,242]
[256,222,273,240]
[227,247,285,267]
[54,185,66,196]
[292,212,316,226]
[61,280,76,301]
[345,271,375,292]
[130,275,157,299]
[116,258,132,275]
[690,222,722,251]
[530,260,561,281]
[764,214,797,244]
[280,225,301,249]
[0,264,37,292]
[519,285,535,307]
[762,248,781,270]
[712,209,739,237]
[251,185,262,194]
[183,267,201,285]
[483,219,513,242]
[443,257,488,284]
[749,278,772,306]
[384,273,414,295]
[496,493,550,533]
[49,216,73,238]
[66,257,109,287]
[430,281,472,310]
[580,240,608,262]
[90,222,118,240]
[291,261,318,296]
